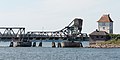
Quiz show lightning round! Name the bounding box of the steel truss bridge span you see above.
[0,18,88,42]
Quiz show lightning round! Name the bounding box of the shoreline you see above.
[0,46,120,48]
[88,44,120,48]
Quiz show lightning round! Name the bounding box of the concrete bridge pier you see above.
[52,42,56,48]
[32,42,36,47]
[61,41,83,47]
[38,42,42,47]
[57,42,61,48]
[80,42,83,47]
[9,42,14,47]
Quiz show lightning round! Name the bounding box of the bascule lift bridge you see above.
[0,18,88,47]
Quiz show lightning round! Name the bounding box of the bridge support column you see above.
[32,42,36,47]
[80,42,83,47]
[52,42,56,48]
[57,42,61,48]
[9,42,14,47]
[38,42,42,47]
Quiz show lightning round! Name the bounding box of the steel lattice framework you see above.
[0,18,88,41]
[0,27,25,41]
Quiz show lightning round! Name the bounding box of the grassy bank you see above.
[98,39,120,45]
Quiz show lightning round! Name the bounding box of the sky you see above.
[0,0,120,34]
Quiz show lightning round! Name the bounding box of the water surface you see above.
[0,41,119,60]
[0,47,119,60]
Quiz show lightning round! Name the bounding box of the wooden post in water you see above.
[80,42,83,47]
[52,42,56,48]
[38,42,42,47]
[9,42,14,47]
[57,42,61,48]
[33,42,36,47]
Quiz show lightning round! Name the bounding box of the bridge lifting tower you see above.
[60,18,83,41]
[26,18,85,41]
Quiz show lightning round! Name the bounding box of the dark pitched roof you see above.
[97,14,113,22]
[89,31,108,35]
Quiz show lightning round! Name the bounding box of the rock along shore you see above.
[89,44,120,48]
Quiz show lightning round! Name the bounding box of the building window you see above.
[110,29,113,33]
[99,23,102,26]
[101,36,103,38]
[102,23,105,26]
[110,24,111,26]
[103,27,105,30]
[96,36,99,38]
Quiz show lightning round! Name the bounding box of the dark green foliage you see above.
[97,34,120,45]
[108,34,120,40]
[98,39,120,45]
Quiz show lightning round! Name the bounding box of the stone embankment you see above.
[89,44,120,48]
[88,39,120,48]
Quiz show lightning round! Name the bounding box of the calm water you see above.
[0,41,119,60]
[0,47,120,60]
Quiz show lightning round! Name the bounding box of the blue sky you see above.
[0,0,119,34]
